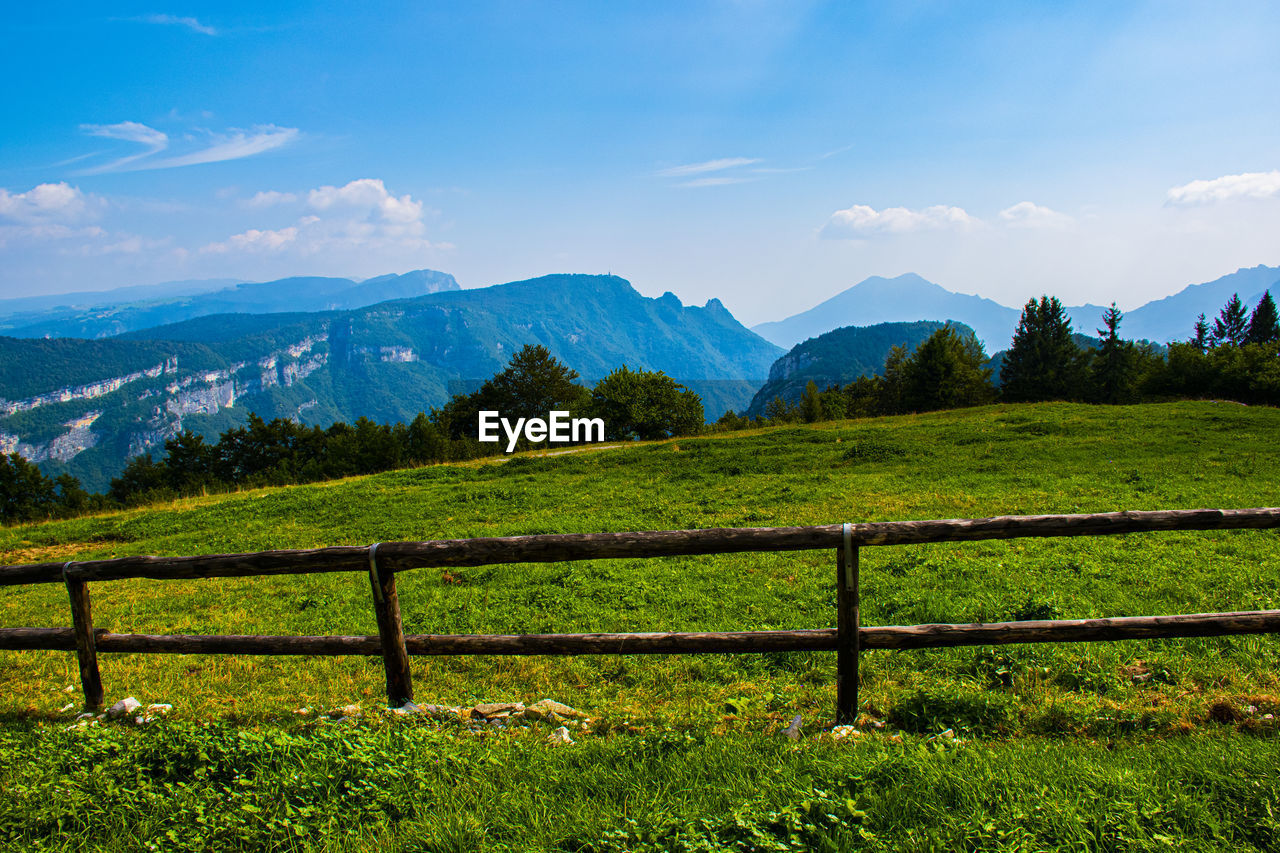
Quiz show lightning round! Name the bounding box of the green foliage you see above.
[1000,296,1086,402]
[1090,303,1140,404]
[0,453,103,523]
[1247,291,1279,345]
[898,325,996,412]
[434,344,591,440]
[1211,293,1250,347]
[589,365,704,440]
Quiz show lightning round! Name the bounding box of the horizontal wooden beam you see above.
[3,609,1277,655]
[2,507,1277,586]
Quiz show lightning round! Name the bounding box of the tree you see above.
[1211,293,1249,347]
[1247,290,1280,345]
[999,296,1085,402]
[0,453,60,522]
[589,366,704,440]
[434,345,589,440]
[1090,303,1138,404]
[899,325,996,412]
[1191,313,1210,352]
[799,380,824,423]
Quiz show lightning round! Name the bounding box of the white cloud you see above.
[136,14,217,35]
[999,201,1074,229]
[201,226,299,254]
[76,123,298,174]
[307,178,423,224]
[0,183,99,223]
[655,157,761,178]
[243,190,299,208]
[1166,170,1280,205]
[202,179,438,257]
[821,203,981,237]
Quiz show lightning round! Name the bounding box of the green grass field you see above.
[2,402,1279,851]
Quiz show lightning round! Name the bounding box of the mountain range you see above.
[753,266,1280,351]
[0,269,460,339]
[0,274,780,491]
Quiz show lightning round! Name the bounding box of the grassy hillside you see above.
[2,402,1279,851]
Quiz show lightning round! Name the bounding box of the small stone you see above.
[331,704,361,719]
[1131,673,1153,684]
[105,697,141,720]
[1264,714,1275,721]
[547,726,575,745]
[74,712,96,722]
[134,715,159,725]
[59,702,75,713]
[62,684,76,694]
[830,725,861,740]
[145,704,173,715]
[941,729,955,739]
[1245,705,1258,714]
[782,714,802,741]
[416,704,462,721]
[526,699,586,721]
[293,706,312,716]
[472,702,525,719]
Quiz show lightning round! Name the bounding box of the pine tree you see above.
[1191,313,1210,351]
[999,296,1083,402]
[1211,293,1249,347]
[1246,290,1280,345]
[1091,303,1137,403]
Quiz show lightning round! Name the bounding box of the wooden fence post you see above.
[368,544,414,706]
[63,564,104,711]
[835,524,860,723]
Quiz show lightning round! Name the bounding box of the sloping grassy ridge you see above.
[2,402,1279,851]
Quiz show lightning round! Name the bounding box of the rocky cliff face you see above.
[0,335,331,469]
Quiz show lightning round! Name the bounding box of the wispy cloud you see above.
[243,190,298,208]
[679,176,754,188]
[655,157,761,178]
[74,123,299,174]
[1166,170,1280,205]
[147,126,298,170]
[135,14,218,36]
[821,203,980,237]
[79,121,169,173]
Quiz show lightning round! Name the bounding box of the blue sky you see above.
[2,1,1278,324]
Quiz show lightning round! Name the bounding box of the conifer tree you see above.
[1246,290,1280,345]
[999,296,1083,402]
[1091,303,1137,403]
[1211,293,1249,347]
[1191,313,1210,351]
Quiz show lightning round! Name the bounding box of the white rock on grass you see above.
[105,697,141,720]
[145,704,173,715]
[830,725,861,740]
[471,702,525,720]
[330,704,362,719]
[547,726,575,745]
[59,702,75,713]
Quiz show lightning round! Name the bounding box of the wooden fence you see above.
[2,507,1279,722]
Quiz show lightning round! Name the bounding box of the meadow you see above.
[2,401,1279,851]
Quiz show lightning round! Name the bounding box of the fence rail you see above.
[1,507,1278,721]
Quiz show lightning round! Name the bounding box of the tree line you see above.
[725,289,1279,427]
[3,290,1277,524]
[1,346,702,523]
